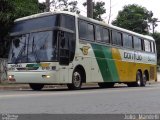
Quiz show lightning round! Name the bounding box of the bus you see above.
[8,11,157,90]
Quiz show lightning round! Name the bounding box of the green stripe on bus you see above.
[91,44,119,82]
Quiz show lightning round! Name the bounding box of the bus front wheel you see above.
[29,83,44,91]
[67,69,82,90]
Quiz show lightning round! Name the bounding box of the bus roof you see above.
[14,11,154,41]
[14,11,76,22]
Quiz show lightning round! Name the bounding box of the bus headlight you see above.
[42,75,51,79]
[8,75,16,82]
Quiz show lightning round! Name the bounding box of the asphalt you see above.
[0,81,159,90]
[0,83,68,90]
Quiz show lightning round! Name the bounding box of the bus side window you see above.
[151,41,155,53]
[133,37,142,51]
[123,33,133,49]
[79,20,94,41]
[111,30,122,46]
[144,40,151,52]
[96,25,103,42]
[87,23,94,41]
[102,28,110,43]
[79,20,88,40]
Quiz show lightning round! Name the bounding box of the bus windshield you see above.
[8,31,58,63]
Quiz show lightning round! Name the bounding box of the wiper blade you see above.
[14,39,26,64]
[32,37,40,63]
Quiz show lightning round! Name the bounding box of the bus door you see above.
[58,31,70,83]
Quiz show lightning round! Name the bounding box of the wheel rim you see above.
[73,72,81,88]
[137,73,141,86]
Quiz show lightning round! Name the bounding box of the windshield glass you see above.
[8,31,58,63]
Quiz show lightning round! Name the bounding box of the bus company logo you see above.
[124,52,142,61]
[80,46,90,55]
[10,64,22,68]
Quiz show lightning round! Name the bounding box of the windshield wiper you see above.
[31,37,40,63]
[14,38,26,64]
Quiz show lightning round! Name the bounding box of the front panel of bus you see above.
[8,13,76,84]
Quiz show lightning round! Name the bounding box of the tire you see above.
[67,69,82,90]
[141,73,147,87]
[136,71,142,87]
[127,71,142,87]
[98,82,115,88]
[29,83,44,91]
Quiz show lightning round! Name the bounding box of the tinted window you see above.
[61,14,75,30]
[123,34,133,48]
[134,37,142,50]
[151,42,155,53]
[144,40,151,52]
[8,31,56,63]
[79,20,94,41]
[96,26,103,42]
[79,20,87,40]
[96,26,109,43]
[103,28,110,43]
[11,15,59,34]
[87,24,94,40]
[112,31,122,46]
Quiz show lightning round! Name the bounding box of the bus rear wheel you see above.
[141,73,147,87]
[67,69,82,90]
[29,83,44,91]
[127,71,143,87]
[98,82,115,88]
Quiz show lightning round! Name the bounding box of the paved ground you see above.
[0,83,160,114]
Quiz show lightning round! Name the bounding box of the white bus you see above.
[8,11,157,90]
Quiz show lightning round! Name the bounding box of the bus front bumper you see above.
[7,71,60,84]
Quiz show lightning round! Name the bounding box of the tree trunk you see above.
[45,0,50,12]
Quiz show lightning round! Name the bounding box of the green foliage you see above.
[83,1,106,21]
[112,4,153,34]
[0,0,41,58]
[151,32,160,64]
[93,2,106,21]
[0,0,14,58]
[50,0,80,14]
[38,2,46,12]
[12,0,40,18]
[148,11,158,33]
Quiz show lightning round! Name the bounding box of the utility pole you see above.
[87,0,93,18]
[46,0,50,12]
[152,20,160,34]
[108,0,111,24]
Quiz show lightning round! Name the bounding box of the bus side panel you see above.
[112,48,136,82]
[91,44,119,82]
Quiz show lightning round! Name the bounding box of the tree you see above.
[83,1,106,21]
[112,4,154,34]
[0,0,41,58]
[13,0,40,18]
[149,18,158,34]
[47,0,80,14]
[148,11,158,34]
[151,32,160,65]
[0,0,15,58]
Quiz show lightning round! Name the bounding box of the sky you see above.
[39,0,160,32]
